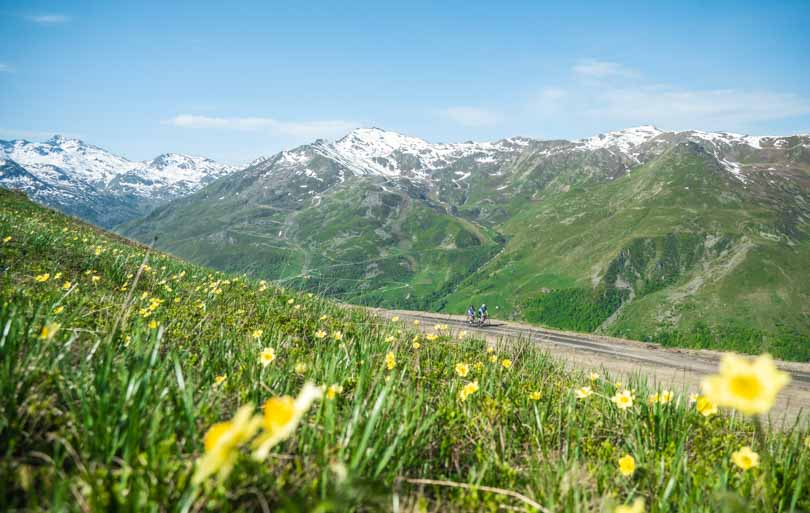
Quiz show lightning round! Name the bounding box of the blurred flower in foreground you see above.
[253,382,322,460]
[193,405,261,484]
[701,354,789,415]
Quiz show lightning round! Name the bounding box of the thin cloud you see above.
[26,14,71,25]
[440,107,499,127]
[525,61,810,134]
[0,64,13,73]
[573,59,639,79]
[163,114,357,139]
[589,86,810,128]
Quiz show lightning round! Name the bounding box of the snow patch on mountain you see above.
[307,127,530,180]
[581,125,664,153]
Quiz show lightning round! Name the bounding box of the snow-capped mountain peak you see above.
[0,136,235,227]
[581,125,664,152]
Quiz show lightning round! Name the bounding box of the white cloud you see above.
[163,114,357,139]
[26,14,71,24]
[440,106,499,127]
[573,59,639,79]
[0,64,13,73]
[525,61,810,135]
[587,86,810,128]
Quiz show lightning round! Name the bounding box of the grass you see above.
[1,188,809,512]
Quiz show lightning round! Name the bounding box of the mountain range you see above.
[2,126,809,359]
[0,135,234,228]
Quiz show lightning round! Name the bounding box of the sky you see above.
[1,0,809,164]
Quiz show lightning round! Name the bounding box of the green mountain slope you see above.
[444,142,810,360]
[120,128,810,360]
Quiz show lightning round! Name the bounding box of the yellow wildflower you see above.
[589,372,600,381]
[391,315,400,322]
[489,354,498,363]
[731,446,760,471]
[615,498,645,513]
[501,359,512,369]
[455,362,470,377]
[214,375,226,386]
[252,329,264,339]
[659,390,674,404]
[575,386,593,399]
[618,454,636,476]
[701,353,790,415]
[696,396,718,417]
[39,323,60,340]
[148,320,158,329]
[91,275,100,283]
[315,329,327,339]
[486,346,495,354]
[2,236,10,243]
[34,273,50,282]
[412,340,421,349]
[385,335,396,343]
[53,305,64,314]
[458,381,479,401]
[62,281,72,290]
[413,320,419,326]
[804,436,810,449]
[287,298,295,305]
[648,393,659,405]
[689,392,699,403]
[333,331,343,341]
[612,390,634,410]
[192,405,261,484]
[252,382,322,459]
[529,391,542,401]
[426,333,438,341]
[457,330,467,339]
[260,348,276,367]
[319,315,328,321]
[385,352,396,370]
[294,362,307,375]
[326,384,343,400]
[53,272,62,280]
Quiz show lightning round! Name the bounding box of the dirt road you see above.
[372,308,810,425]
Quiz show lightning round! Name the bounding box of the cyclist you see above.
[478,304,488,325]
[466,305,476,325]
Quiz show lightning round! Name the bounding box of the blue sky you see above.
[1,0,809,164]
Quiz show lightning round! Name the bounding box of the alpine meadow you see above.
[2,1,810,512]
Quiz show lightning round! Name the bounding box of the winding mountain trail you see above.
[371,308,810,424]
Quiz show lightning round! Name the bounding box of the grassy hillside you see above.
[443,144,810,360]
[122,173,502,311]
[2,190,810,512]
